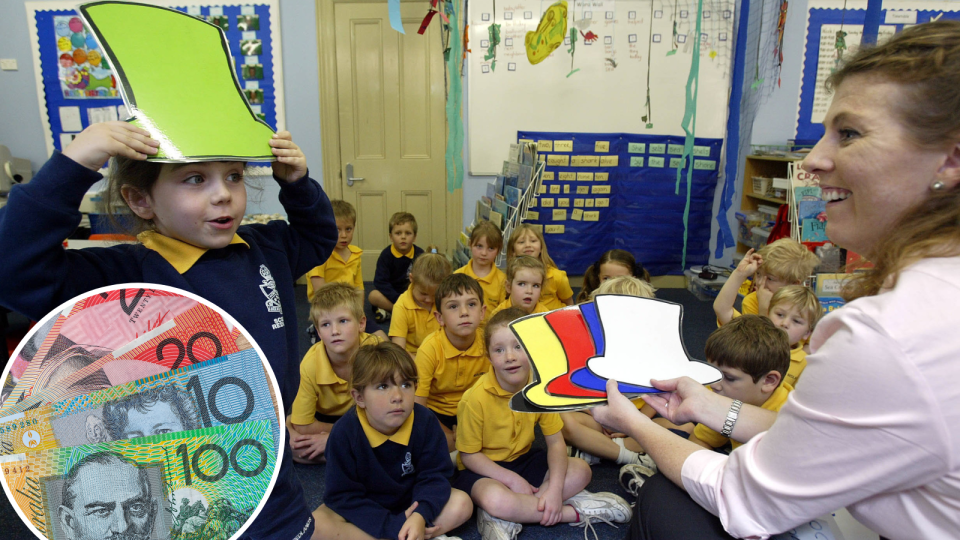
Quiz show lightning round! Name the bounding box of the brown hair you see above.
[769,285,822,331]
[483,307,527,355]
[705,315,790,383]
[756,239,820,285]
[389,211,418,234]
[505,256,545,290]
[826,21,960,300]
[591,275,656,300]
[331,200,357,224]
[577,249,652,302]
[434,273,484,311]
[409,253,452,287]
[351,341,418,391]
[470,220,504,252]
[507,224,557,269]
[310,282,365,327]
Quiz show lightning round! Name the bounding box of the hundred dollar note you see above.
[0,349,279,456]
[2,421,276,540]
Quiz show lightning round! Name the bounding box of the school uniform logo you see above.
[401,452,415,477]
[259,264,283,314]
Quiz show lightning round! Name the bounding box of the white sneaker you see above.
[568,446,601,466]
[565,490,632,540]
[619,463,656,497]
[477,508,522,540]
[433,535,463,540]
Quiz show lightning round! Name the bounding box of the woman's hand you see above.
[270,131,307,183]
[591,380,650,436]
[641,377,714,426]
[63,121,159,171]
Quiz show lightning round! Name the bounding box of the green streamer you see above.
[444,0,465,192]
[675,0,705,269]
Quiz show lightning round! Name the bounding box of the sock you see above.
[614,438,641,465]
[449,450,459,465]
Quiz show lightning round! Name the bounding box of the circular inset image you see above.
[0,284,283,540]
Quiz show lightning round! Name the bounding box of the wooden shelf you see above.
[746,193,787,205]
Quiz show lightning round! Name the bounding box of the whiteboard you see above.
[467,0,736,174]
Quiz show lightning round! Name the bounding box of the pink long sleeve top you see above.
[681,256,960,540]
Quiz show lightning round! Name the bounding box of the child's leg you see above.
[539,455,592,501]
[562,411,648,459]
[369,290,394,311]
[311,505,375,540]
[471,478,579,524]
[439,422,456,453]
[427,488,473,538]
[362,297,389,341]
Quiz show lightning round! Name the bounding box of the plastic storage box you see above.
[684,269,728,302]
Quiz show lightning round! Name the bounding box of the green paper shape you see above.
[666,49,677,56]
[80,1,275,162]
[444,1,464,192]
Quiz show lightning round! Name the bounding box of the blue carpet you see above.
[0,284,720,539]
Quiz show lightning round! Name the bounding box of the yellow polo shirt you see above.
[389,289,440,353]
[358,406,414,447]
[456,370,563,469]
[488,297,549,320]
[785,347,807,388]
[693,382,793,450]
[540,266,574,310]
[290,332,382,424]
[414,329,488,417]
[305,244,364,301]
[454,260,506,321]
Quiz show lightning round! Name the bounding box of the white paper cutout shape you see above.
[585,295,722,387]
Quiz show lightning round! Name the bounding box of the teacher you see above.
[593,20,960,540]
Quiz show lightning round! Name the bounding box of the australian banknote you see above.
[2,420,276,540]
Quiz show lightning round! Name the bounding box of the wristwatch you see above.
[720,399,743,437]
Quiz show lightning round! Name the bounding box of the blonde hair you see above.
[310,282,365,326]
[591,275,656,300]
[757,239,820,284]
[351,341,418,392]
[507,224,557,269]
[825,21,960,300]
[505,256,545,289]
[470,220,503,252]
[769,285,822,331]
[330,200,357,224]
[409,253,452,287]
[389,212,418,234]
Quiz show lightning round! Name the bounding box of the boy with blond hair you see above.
[287,282,382,464]
[370,212,425,321]
[415,274,489,451]
[454,221,505,321]
[488,256,549,319]
[305,200,363,301]
[714,239,820,324]
[688,315,794,451]
[389,253,452,357]
[766,284,821,387]
[316,341,473,540]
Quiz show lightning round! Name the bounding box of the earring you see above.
[932,180,946,191]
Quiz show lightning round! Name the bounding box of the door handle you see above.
[345,163,364,187]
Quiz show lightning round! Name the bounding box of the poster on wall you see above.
[54,15,119,99]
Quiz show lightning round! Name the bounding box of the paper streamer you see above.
[675,0,705,268]
[389,0,406,34]
[444,0,465,192]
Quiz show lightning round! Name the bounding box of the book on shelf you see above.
[489,210,503,229]
[518,164,534,190]
[797,200,826,221]
[504,185,522,208]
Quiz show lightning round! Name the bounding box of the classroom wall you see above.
[1,0,813,263]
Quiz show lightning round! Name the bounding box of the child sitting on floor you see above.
[454,221,505,322]
[415,274,489,451]
[371,212,425,321]
[507,224,573,310]
[317,341,473,540]
[389,253,452,357]
[455,308,632,540]
[489,256,549,319]
[766,284,821,387]
[287,282,381,464]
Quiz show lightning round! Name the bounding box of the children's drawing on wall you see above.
[55,16,118,98]
[526,0,568,64]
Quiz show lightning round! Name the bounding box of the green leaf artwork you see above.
[79,2,275,162]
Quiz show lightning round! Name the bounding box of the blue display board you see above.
[518,131,723,276]
[30,3,281,162]
[796,7,960,142]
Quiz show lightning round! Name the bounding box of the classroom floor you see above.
[0,286,879,540]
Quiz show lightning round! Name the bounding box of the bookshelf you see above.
[737,155,801,253]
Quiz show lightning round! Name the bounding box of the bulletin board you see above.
[26,1,284,164]
[518,131,722,275]
[468,0,736,175]
[796,0,960,142]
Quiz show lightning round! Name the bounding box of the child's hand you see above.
[398,505,426,540]
[734,249,764,278]
[62,121,159,171]
[270,131,307,183]
[755,275,774,316]
[291,431,329,460]
[506,472,538,496]
[537,487,564,526]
